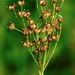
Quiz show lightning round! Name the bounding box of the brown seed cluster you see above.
[7,4,17,10]
[40,0,46,6]
[8,23,15,30]
[7,0,63,56]
[18,0,25,6]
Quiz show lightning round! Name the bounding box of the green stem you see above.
[28,48,39,66]
[43,50,47,71]
[36,0,38,10]
[22,18,26,28]
[14,28,22,33]
[21,6,26,28]
[60,0,65,8]
[52,4,55,20]
[13,9,17,18]
[39,70,44,75]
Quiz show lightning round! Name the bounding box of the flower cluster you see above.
[7,0,64,75]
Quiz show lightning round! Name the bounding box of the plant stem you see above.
[13,9,17,18]
[36,0,38,10]
[52,4,55,20]
[28,48,39,66]
[21,6,26,28]
[39,70,44,75]
[14,28,22,33]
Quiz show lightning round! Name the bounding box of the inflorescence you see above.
[7,0,64,75]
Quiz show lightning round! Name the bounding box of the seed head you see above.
[41,46,45,52]
[44,45,49,50]
[34,28,40,34]
[29,42,35,47]
[47,36,52,42]
[55,6,61,12]
[53,0,57,4]
[58,17,63,23]
[40,0,46,6]
[41,28,46,33]
[34,49,39,54]
[28,18,34,24]
[18,0,25,6]
[42,10,50,19]
[22,28,30,35]
[40,37,46,43]
[52,35,57,40]
[22,42,27,47]
[37,41,41,45]
[28,24,36,30]
[55,26,60,30]
[8,23,15,30]
[46,28,53,34]
[23,12,31,19]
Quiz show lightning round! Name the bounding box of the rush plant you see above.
[7,0,64,75]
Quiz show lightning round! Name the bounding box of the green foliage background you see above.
[0,0,75,75]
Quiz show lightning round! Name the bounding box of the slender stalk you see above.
[52,4,55,20]
[39,70,44,75]
[60,0,65,8]
[14,28,22,33]
[21,6,26,28]
[36,0,39,10]
[43,50,47,71]
[22,18,26,28]
[28,48,39,66]
[13,9,17,18]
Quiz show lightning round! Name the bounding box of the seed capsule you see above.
[42,1,46,6]
[28,24,36,30]
[8,23,15,30]
[41,46,45,51]
[8,6,14,10]
[52,35,57,40]
[21,0,25,6]
[28,18,34,24]
[40,0,46,6]
[13,4,17,9]
[44,45,49,50]
[34,49,39,54]
[54,19,58,25]
[53,0,57,4]
[41,28,46,33]
[37,41,41,45]
[23,12,31,19]
[46,28,53,34]
[18,11,22,17]
[46,10,50,17]
[22,42,27,47]
[55,26,60,30]
[22,28,30,35]
[58,17,63,23]
[42,10,50,19]
[29,42,35,47]
[44,23,50,28]
[55,6,61,12]
[47,36,52,42]
[22,11,25,16]
[51,22,56,27]
[18,0,25,6]
[41,38,46,42]
[34,28,40,34]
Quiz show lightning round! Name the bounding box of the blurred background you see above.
[0,0,75,75]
